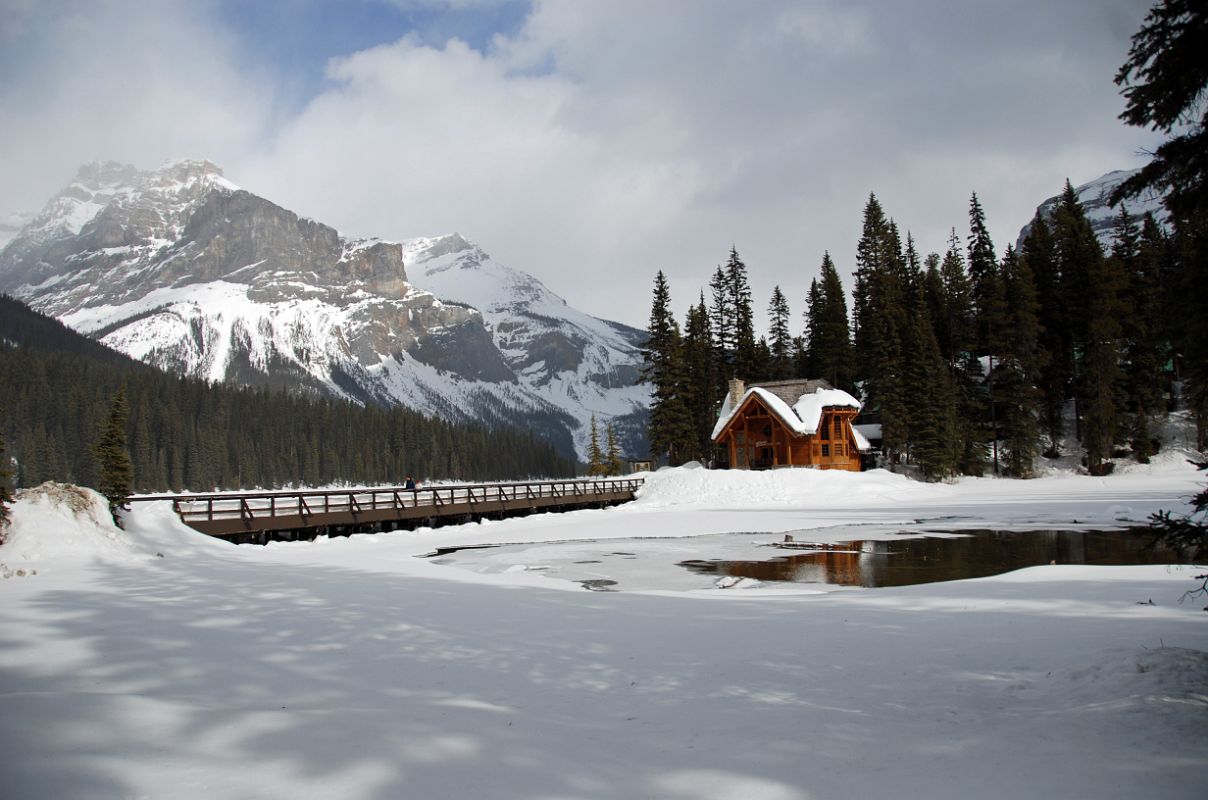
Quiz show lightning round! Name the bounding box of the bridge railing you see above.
[132,478,645,529]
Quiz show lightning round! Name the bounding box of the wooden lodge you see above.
[711,378,869,471]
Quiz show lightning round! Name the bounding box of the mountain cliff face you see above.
[0,160,649,461]
[1019,168,1169,251]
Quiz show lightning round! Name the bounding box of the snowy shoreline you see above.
[2,461,1206,798]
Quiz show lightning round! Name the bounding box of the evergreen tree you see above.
[967,194,1004,349]
[802,278,823,379]
[935,230,989,476]
[1111,0,1208,447]
[922,252,945,350]
[1149,460,1208,561]
[725,247,757,380]
[1021,213,1070,456]
[1053,181,1101,353]
[810,252,856,391]
[767,285,792,380]
[967,193,1008,473]
[1046,182,1131,473]
[1081,241,1130,475]
[1050,180,1111,452]
[709,265,732,384]
[999,247,1047,477]
[585,413,605,476]
[903,282,960,480]
[682,295,719,461]
[1172,209,1208,447]
[853,195,910,467]
[936,231,975,367]
[91,385,133,526]
[902,233,923,299]
[1111,0,1208,219]
[605,422,625,476]
[853,193,888,378]
[1113,208,1165,461]
[751,337,772,383]
[0,429,13,537]
[640,271,695,465]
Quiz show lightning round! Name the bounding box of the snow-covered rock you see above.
[1019,167,1169,252]
[0,483,142,571]
[0,161,649,460]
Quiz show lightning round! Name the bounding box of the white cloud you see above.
[1,0,1167,329]
[0,0,277,211]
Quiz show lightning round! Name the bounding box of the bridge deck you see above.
[134,479,644,543]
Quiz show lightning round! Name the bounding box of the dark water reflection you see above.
[678,529,1189,588]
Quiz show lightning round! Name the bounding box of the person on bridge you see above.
[404,475,416,490]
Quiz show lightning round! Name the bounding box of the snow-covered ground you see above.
[2,456,1206,799]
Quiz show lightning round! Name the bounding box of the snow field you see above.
[1,461,1206,799]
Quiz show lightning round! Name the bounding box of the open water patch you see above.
[681,528,1188,588]
[425,528,1190,592]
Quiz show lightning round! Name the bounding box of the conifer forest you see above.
[642,183,1206,479]
[0,296,576,492]
[642,0,1208,481]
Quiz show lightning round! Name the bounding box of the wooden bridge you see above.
[134,478,645,544]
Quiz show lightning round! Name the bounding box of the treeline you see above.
[0,295,575,492]
[642,186,1206,480]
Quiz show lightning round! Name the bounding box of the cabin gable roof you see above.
[711,379,865,446]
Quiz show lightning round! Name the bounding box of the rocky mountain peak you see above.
[0,160,650,461]
[1018,167,1169,251]
[419,232,474,259]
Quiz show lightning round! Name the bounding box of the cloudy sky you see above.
[0,0,1162,329]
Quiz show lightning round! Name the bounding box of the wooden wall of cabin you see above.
[809,410,861,471]
[716,401,862,471]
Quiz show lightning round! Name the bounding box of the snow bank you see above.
[635,464,944,509]
[0,483,146,573]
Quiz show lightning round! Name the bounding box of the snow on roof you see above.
[850,425,872,452]
[793,388,861,431]
[711,384,863,444]
[710,392,736,440]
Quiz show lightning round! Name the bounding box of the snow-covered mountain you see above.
[1020,167,1169,251]
[0,160,650,460]
[0,210,33,252]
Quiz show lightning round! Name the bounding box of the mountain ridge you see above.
[0,159,650,461]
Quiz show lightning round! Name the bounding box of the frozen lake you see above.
[428,527,1187,592]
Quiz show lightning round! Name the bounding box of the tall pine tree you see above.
[1081,235,1129,475]
[967,193,1008,473]
[605,422,625,476]
[91,385,133,526]
[585,413,605,476]
[725,247,757,380]
[999,246,1047,477]
[811,252,856,391]
[853,195,910,467]
[903,279,960,480]
[682,295,719,462]
[1114,207,1165,461]
[0,429,12,537]
[1021,213,1070,456]
[767,285,793,380]
[1111,0,1208,219]
[640,272,695,465]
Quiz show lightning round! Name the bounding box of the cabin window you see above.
[821,416,830,440]
[821,444,830,457]
[834,418,842,438]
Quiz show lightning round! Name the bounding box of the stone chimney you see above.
[727,378,746,408]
